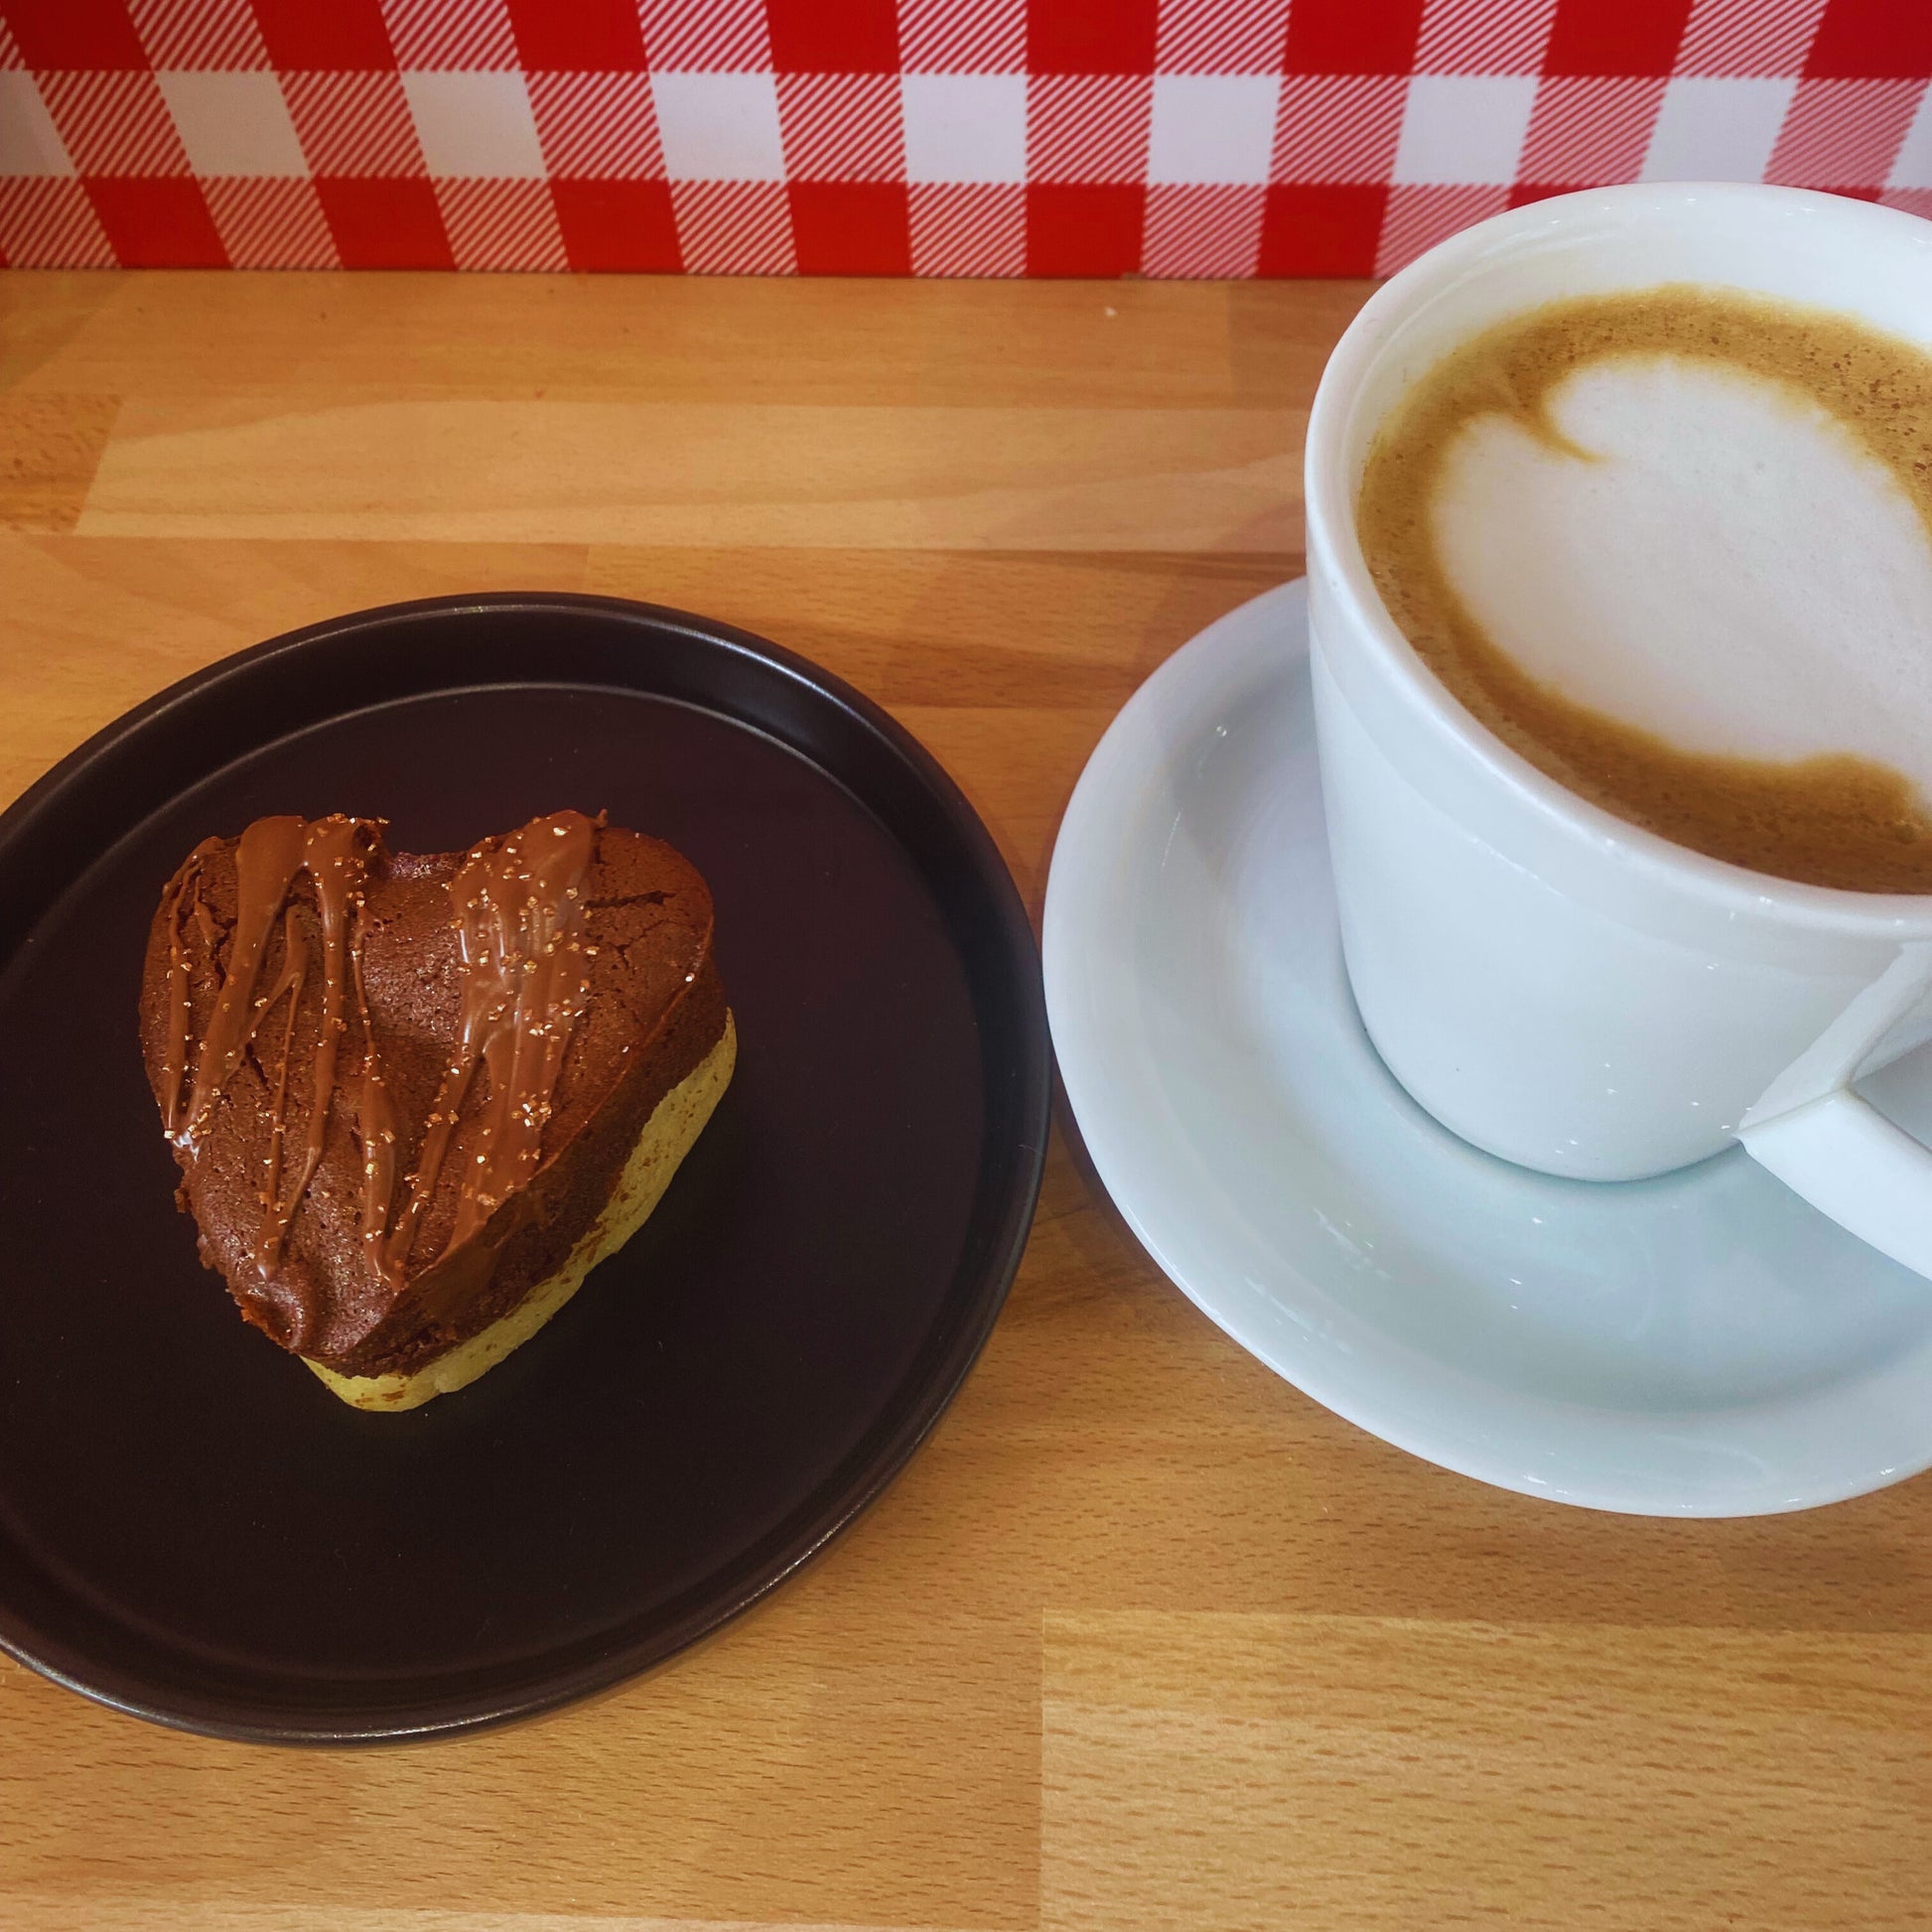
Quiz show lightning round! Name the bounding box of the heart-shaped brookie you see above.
[139,810,734,1411]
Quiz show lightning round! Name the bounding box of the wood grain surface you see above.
[2,271,1929,1932]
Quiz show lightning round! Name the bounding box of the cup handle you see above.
[1739,942,1932,1279]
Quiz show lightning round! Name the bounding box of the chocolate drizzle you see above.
[158,809,601,1290]
[381,810,598,1277]
[158,840,218,1140]
[163,813,374,1281]
[174,815,306,1156]
[249,903,309,1273]
[255,816,363,1277]
[349,926,401,1283]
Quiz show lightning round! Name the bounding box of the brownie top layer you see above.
[140,811,726,1377]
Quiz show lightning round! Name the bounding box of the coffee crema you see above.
[1356,285,1932,893]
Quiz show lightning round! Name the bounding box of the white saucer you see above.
[1043,581,1932,1516]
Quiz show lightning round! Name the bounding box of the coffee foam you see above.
[1434,355,1932,798]
[1356,286,1932,892]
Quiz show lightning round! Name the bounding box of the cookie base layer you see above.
[305,1012,737,1413]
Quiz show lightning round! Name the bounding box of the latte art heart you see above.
[1357,285,1932,893]
[1435,355,1932,798]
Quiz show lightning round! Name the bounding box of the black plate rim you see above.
[0,592,1050,1745]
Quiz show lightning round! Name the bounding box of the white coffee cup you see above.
[1305,182,1932,1281]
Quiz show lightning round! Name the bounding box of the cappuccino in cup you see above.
[1356,286,1932,893]
[1305,186,1932,1246]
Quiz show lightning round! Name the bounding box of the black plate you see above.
[0,595,1047,1743]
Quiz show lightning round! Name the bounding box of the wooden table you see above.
[3,271,1928,1932]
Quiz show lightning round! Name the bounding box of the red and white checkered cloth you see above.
[1,0,1927,276]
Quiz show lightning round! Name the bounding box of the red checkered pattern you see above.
[0,0,1925,274]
